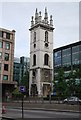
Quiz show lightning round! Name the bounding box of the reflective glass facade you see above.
[53,41,81,82]
[72,45,80,65]
[13,57,30,85]
[62,48,71,66]
[54,51,61,66]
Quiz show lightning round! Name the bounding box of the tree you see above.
[64,63,81,98]
[75,63,81,98]
[54,67,67,99]
[20,71,29,96]
[12,87,23,100]
[67,70,76,96]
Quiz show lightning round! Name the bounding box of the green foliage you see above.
[12,87,20,95]
[54,64,81,99]
[20,71,29,86]
[12,87,23,99]
[54,67,67,98]
[20,71,29,95]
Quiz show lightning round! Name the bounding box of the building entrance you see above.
[31,84,38,96]
[43,84,51,97]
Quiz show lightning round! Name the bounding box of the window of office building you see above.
[54,51,61,66]
[62,55,71,65]
[6,32,10,39]
[62,48,71,56]
[5,42,10,50]
[0,63,1,72]
[79,45,81,62]
[62,48,71,65]
[0,41,3,48]
[3,75,8,80]
[55,51,61,58]
[79,52,81,61]
[72,45,79,53]
[55,58,61,66]
[72,45,79,65]
[0,31,3,37]
[4,53,9,61]
[0,52,2,59]
[72,53,79,64]
[79,45,81,52]
[4,64,8,71]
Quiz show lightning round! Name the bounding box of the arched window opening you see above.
[33,54,36,66]
[44,54,49,65]
[45,31,48,42]
[34,32,36,42]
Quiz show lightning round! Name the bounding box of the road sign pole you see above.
[22,95,24,119]
[19,86,26,119]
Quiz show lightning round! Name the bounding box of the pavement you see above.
[3,101,81,113]
[1,100,81,120]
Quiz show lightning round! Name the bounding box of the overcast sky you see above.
[0,2,79,58]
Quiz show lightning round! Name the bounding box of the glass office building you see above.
[13,57,20,85]
[20,56,30,81]
[13,56,30,85]
[53,41,81,83]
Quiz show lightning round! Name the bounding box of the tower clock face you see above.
[45,43,48,47]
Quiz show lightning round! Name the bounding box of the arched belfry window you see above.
[34,32,36,42]
[45,31,48,42]
[33,54,36,66]
[44,54,49,65]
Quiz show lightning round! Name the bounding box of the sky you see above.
[0,2,79,58]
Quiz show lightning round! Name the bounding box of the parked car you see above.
[63,96,81,105]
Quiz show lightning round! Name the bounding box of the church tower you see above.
[29,8,54,97]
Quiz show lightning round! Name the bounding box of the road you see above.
[2,108,81,119]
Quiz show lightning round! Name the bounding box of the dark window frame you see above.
[44,54,49,65]
[45,31,48,42]
[0,41,3,48]
[4,64,8,71]
[3,75,8,80]
[33,54,36,66]
[5,53,9,61]
[34,32,36,42]
[0,31,3,38]
[5,42,10,50]
[6,32,10,39]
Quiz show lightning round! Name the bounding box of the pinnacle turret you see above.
[30,7,53,27]
[44,7,48,23]
[35,8,38,23]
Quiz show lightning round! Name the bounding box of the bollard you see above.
[2,103,6,114]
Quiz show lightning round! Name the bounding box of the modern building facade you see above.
[53,41,81,84]
[20,56,30,81]
[0,28,17,100]
[29,8,54,97]
[13,56,30,85]
[13,57,20,85]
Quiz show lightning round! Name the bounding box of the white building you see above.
[29,8,54,97]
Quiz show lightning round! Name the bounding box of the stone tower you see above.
[29,8,54,97]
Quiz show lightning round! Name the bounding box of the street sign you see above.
[53,91,57,96]
[19,86,26,93]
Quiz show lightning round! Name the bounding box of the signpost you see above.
[19,86,26,93]
[19,86,26,119]
[53,91,56,96]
